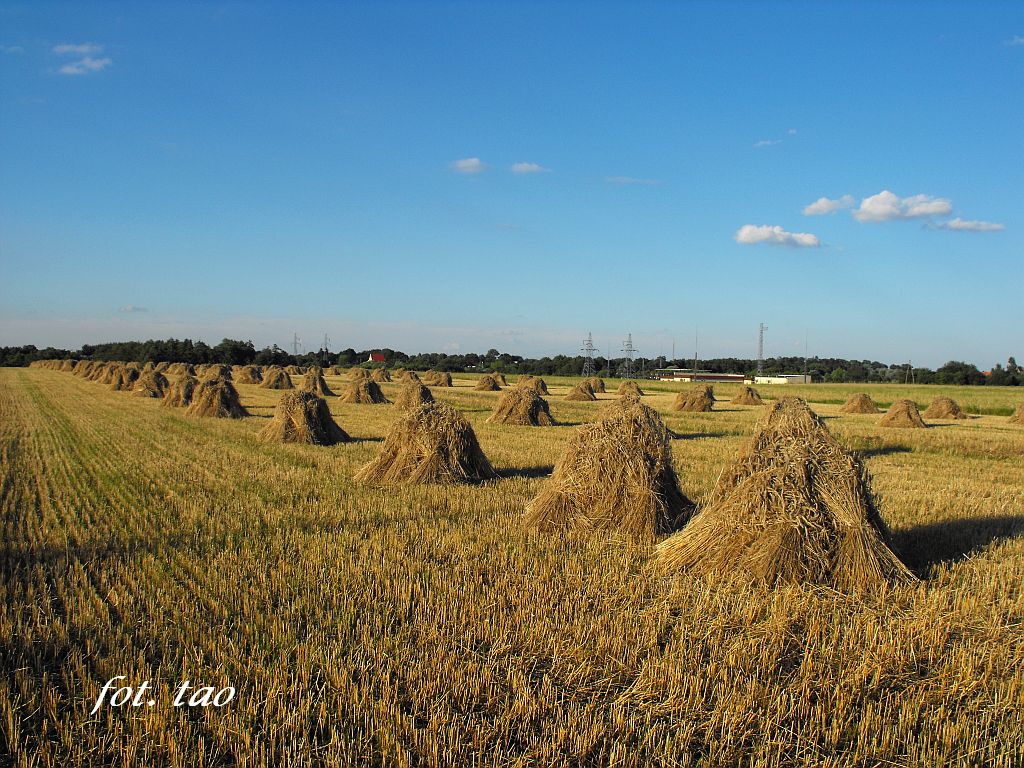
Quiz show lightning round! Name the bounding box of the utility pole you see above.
[692,327,698,377]
[757,323,767,377]
[581,332,598,377]
[620,334,636,379]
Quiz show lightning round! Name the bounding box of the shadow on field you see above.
[858,445,912,458]
[499,465,554,479]
[893,514,1024,572]
[671,431,729,441]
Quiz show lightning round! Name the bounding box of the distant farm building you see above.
[367,352,386,363]
[653,368,750,383]
[754,375,813,385]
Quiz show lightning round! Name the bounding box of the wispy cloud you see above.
[853,190,952,222]
[753,138,782,148]
[59,56,112,75]
[450,157,485,174]
[605,176,660,185]
[803,195,855,215]
[54,42,112,76]
[1,44,24,54]
[933,217,1005,232]
[118,305,147,313]
[1004,35,1024,46]
[510,162,548,174]
[53,43,102,55]
[735,224,820,248]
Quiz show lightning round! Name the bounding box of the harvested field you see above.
[2,369,1023,767]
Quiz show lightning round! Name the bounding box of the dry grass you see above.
[672,384,714,412]
[2,369,1024,767]
[474,374,502,391]
[132,370,168,399]
[234,365,263,385]
[564,381,597,401]
[517,375,549,395]
[260,367,293,390]
[617,379,644,398]
[923,395,968,420]
[355,401,495,485]
[300,367,335,398]
[161,375,197,408]
[656,398,916,592]
[394,382,435,410]
[258,390,349,445]
[880,398,927,428]
[730,385,763,405]
[586,376,606,393]
[371,367,392,383]
[185,377,248,419]
[525,401,693,538]
[340,379,388,404]
[108,366,140,392]
[1011,404,1024,424]
[423,371,453,387]
[486,386,555,426]
[840,392,879,414]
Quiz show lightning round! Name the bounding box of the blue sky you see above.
[1,1,1021,368]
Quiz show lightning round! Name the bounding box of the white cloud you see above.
[605,176,659,185]
[510,162,547,174]
[119,305,147,313]
[1,45,24,54]
[450,157,485,174]
[735,224,820,248]
[753,138,782,148]
[58,56,112,75]
[54,43,103,55]
[1004,35,1024,46]
[803,195,855,215]
[934,217,1005,232]
[853,190,952,222]
[787,128,797,135]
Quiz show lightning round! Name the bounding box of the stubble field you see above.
[2,367,1023,767]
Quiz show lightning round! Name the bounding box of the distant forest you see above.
[2,338,1021,385]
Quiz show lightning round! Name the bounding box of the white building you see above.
[754,374,812,385]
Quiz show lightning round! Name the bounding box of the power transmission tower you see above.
[757,323,768,377]
[581,332,598,377]
[322,333,331,366]
[292,333,303,356]
[619,333,636,379]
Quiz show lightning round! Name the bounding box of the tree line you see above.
[1,339,1020,386]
